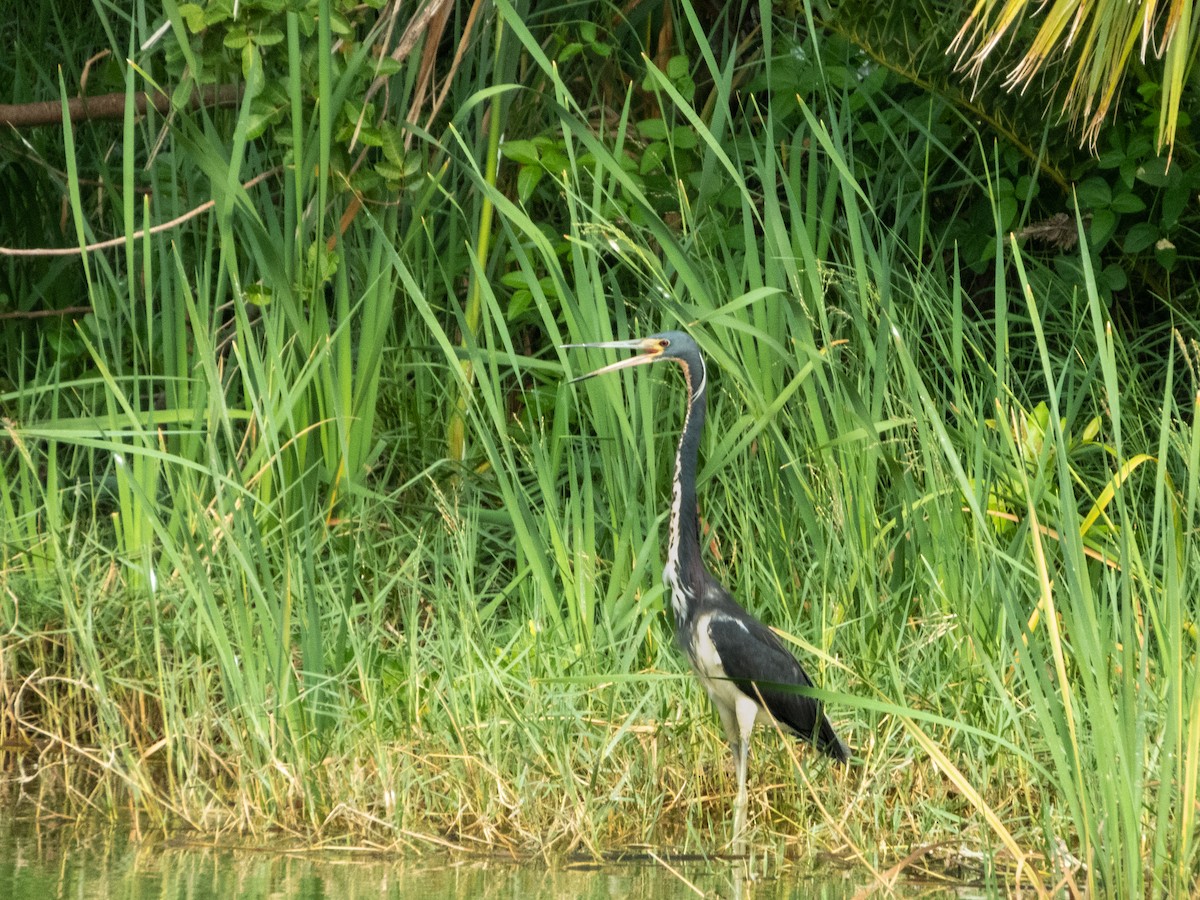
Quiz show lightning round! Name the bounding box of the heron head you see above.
[562,331,697,383]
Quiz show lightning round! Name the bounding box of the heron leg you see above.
[730,694,758,847]
[710,696,749,847]
[732,733,749,842]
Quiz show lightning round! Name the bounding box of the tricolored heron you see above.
[565,331,849,839]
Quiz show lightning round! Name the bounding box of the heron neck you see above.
[665,358,707,622]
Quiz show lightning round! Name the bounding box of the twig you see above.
[975,507,1121,570]
[0,306,91,321]
[0,84,242,128]
[0,168,279,258]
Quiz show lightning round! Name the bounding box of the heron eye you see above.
[658,339,670,350]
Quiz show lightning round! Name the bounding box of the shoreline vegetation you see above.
[2,2,1197,895]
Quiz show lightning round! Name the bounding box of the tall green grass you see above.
[1,1,1197,894]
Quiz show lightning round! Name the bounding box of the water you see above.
[0,817,969,899]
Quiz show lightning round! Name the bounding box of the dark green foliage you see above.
[807,0,1199,315]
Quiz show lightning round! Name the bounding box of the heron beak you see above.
[561,338,664,383]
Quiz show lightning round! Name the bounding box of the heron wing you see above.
[705,612,849,761]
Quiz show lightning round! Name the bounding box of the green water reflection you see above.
[0,817,964,899]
